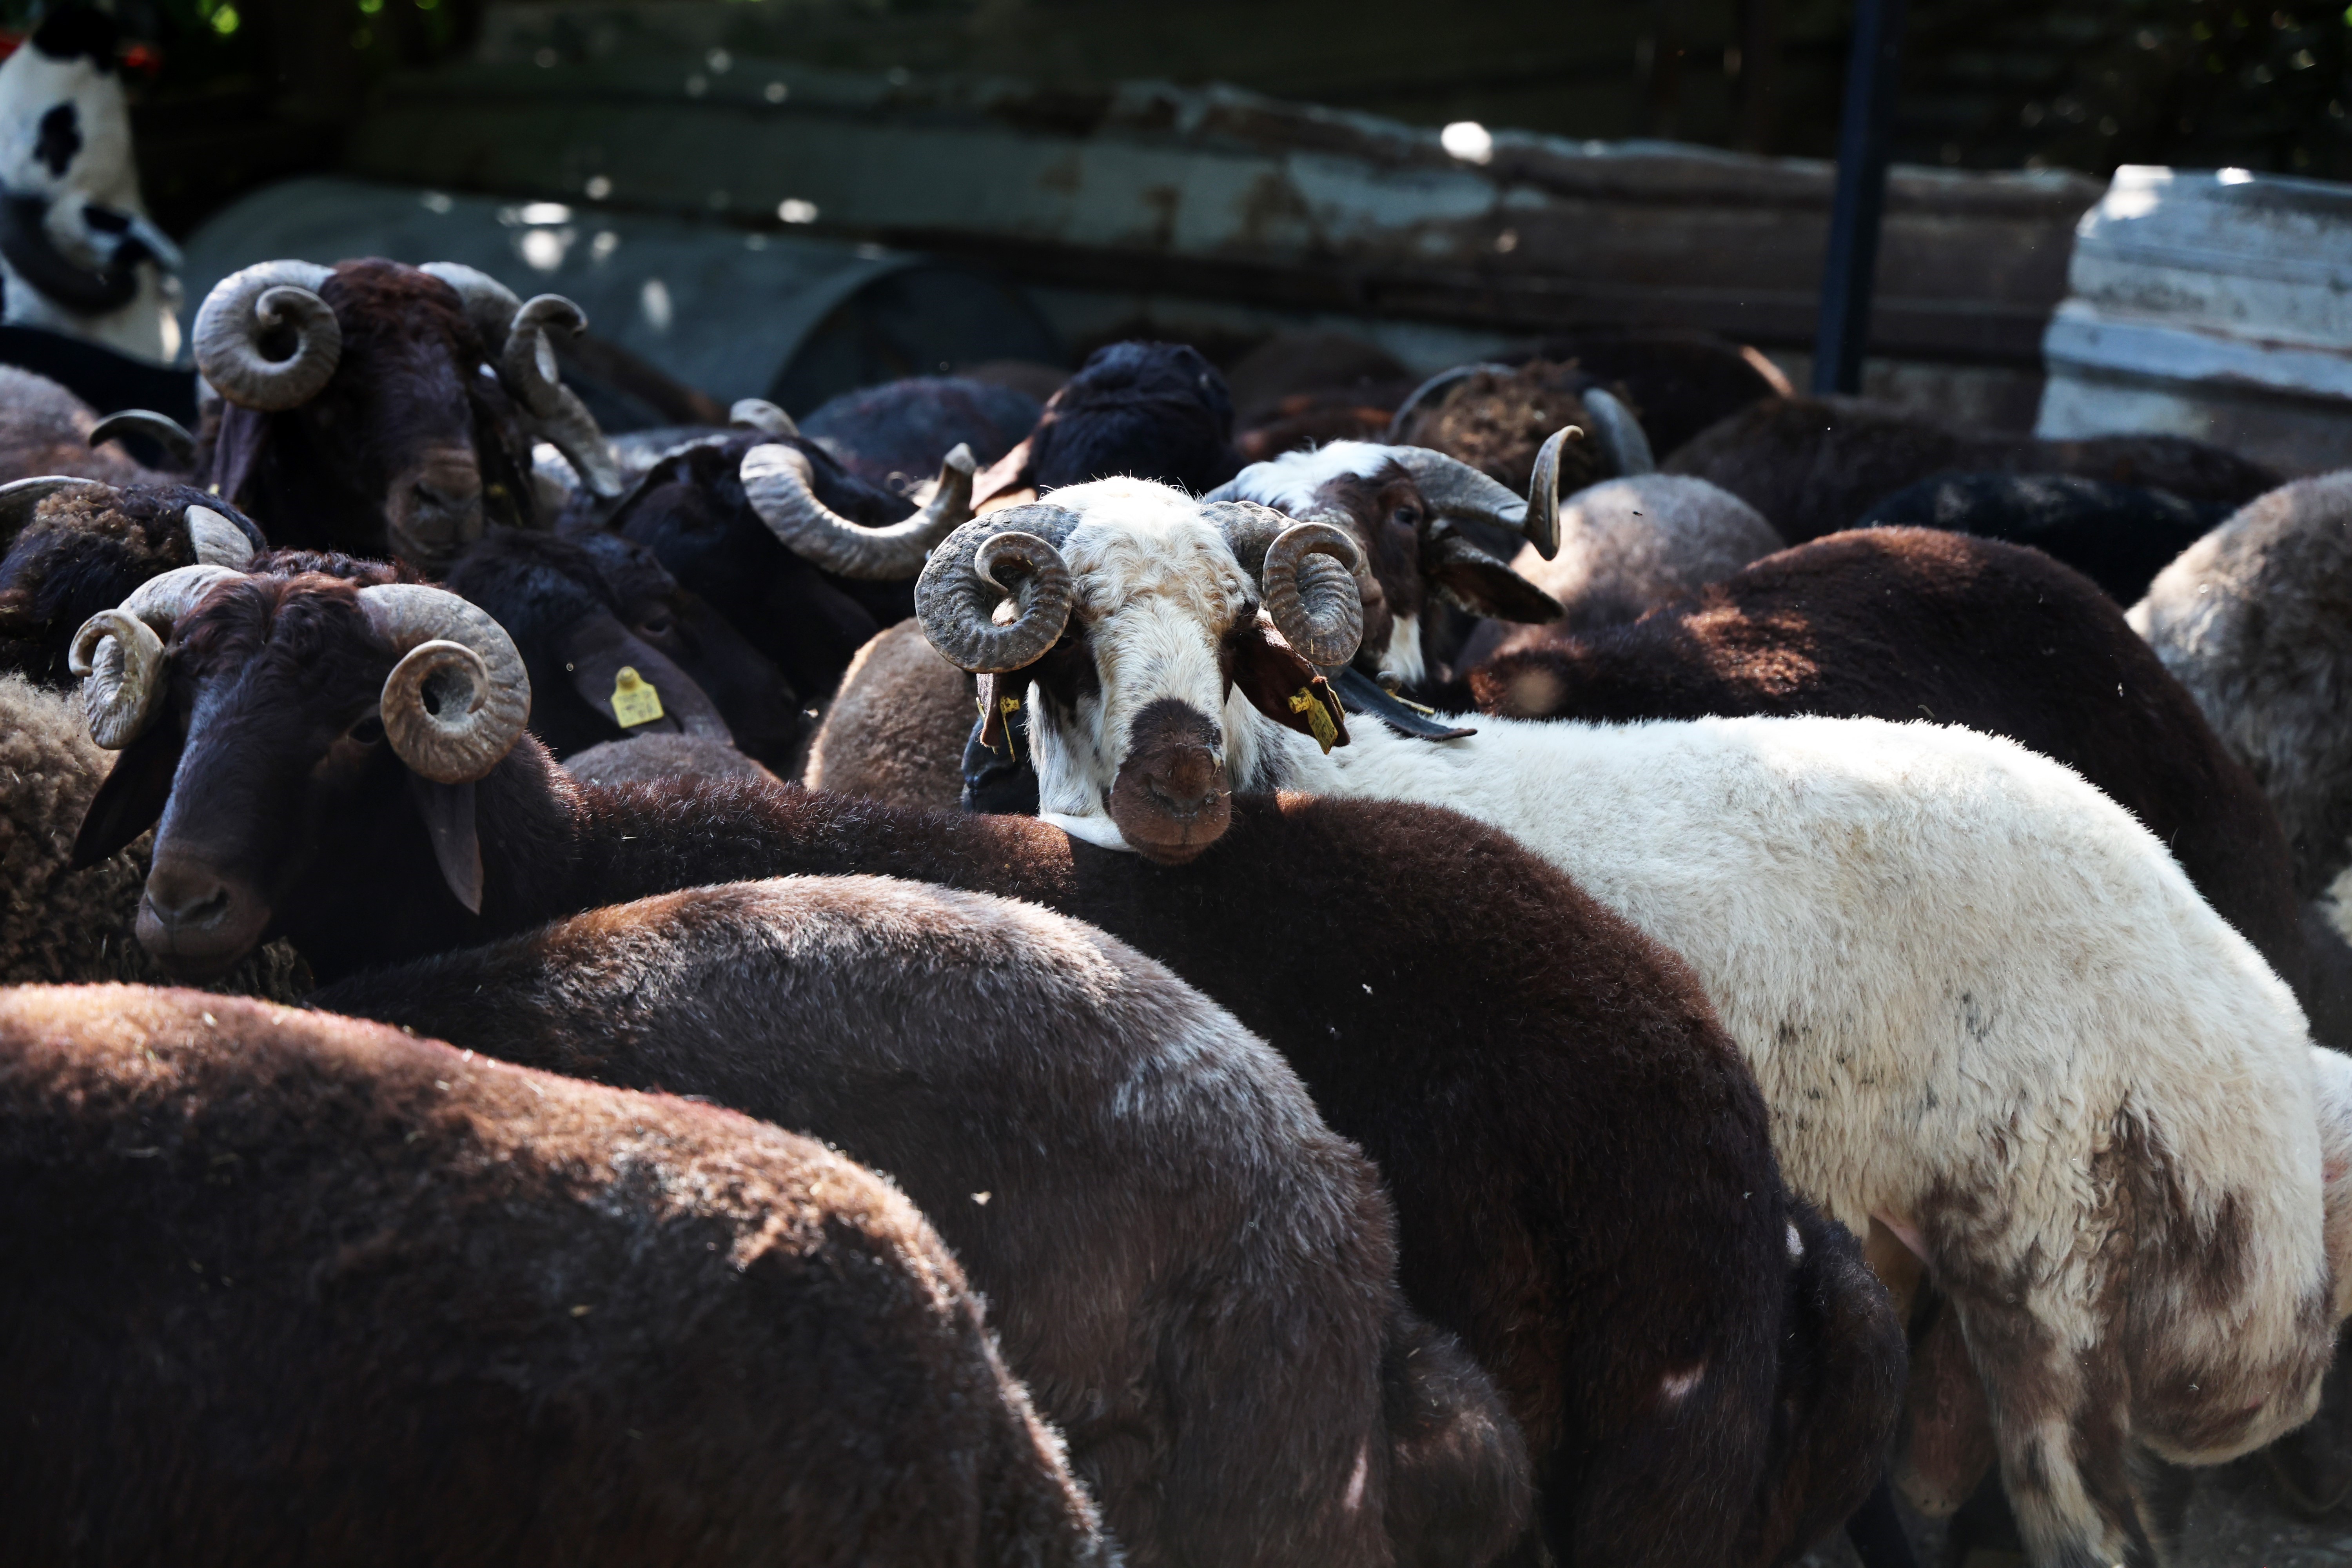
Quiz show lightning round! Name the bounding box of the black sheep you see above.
[1857,470,2226,603]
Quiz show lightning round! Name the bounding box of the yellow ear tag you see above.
[1288,688,1339,753]
[610,666,665,728]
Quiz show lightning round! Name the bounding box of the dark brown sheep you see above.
[0,983,1115,1568]
[0,364,173,485]
[64,565,1905,1568]
[1461,527,2341,1047]
[0,476,263,684]
[1665,394,2279,539]
[194,258,617,572]
[313,873,1531,1568]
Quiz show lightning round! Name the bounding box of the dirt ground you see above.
[1800,1457,2352,1568]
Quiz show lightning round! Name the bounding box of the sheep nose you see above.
[145,863,234,933]
[1143,749,1221,819]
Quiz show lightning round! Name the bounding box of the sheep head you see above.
[194,258,617,572]
[917,478,1358,864]
[67,569,530,977]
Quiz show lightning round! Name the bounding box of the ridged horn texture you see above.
[69,563,245,748]
[730,398,799,438]
[1581,387,1657,476]
[0,474,91,544]
[183,506,255,569]
[87,408,197,465]
[915,504,1082,673]
[1387,445,1558,558]
[356,584,533,784]
[504,293,622,498]
[422,263,622,500]
[742,441,977,580]
[1384,362,1514,443]
[1205,501,1366,668]
[193,261,340,412]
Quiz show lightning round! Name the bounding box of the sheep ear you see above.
[1227,614,1348,752]
[1425,534,1563,624]
[70,722,183,869]
[408,774,483,915]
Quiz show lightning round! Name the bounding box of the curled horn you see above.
[1207,501,1365,668]
[356,584,533,784]
[1579,387,1657,477]
[915,505,1081,673]
[182,505,256,569]
[192,261,341,412]
[742,441,977,580]
[0,474,91,544]
[69,564,244,748]
[88,408,197,466]
[1387,445,1561,561]
[502,294,622,498]
[422,263,621,499]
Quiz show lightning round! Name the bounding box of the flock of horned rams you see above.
[7,34,2352,1566]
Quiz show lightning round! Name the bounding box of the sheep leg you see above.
[1953,1297,2154,1568]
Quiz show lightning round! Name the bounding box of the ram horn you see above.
[182,505,256,569]
[1580,387,1657,476]
[419,261,524,362]
[1384,361,1514,443]
[1207,501,1365,668]
[69,563,244,748]
[915,505,1082,673]
[192,260,341,412]
[0,474,91,544]
[742,441,977,580]
[730,398,799,438]
[356,584,533,784]
[1387,445,1560,561]
[88,408,197,466]
[501,293,622,499]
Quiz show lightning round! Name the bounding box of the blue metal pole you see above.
[1812,0,1909,396]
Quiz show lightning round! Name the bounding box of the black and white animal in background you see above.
[913,478,2352,1568]
[0,7,180,363]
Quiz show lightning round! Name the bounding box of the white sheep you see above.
[914,475,2352,1568]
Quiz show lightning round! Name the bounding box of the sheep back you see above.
[0,983,1114,1568]
[313,872,1533,1568]
[802,617,973,810]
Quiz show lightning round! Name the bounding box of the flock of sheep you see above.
[4,242,2352,1568]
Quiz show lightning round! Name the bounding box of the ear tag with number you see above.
[610,666,665,728]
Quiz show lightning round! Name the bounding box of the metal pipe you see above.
[1812,0,1909,396]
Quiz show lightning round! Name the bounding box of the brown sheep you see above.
[0,364,172,484]
[801,617,972,809]
[312,873,1534,1568]
[0,983,1116,1568]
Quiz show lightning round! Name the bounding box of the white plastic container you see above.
[2038,165,2352,474]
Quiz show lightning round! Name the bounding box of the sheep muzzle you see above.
[1109,699,1231,864]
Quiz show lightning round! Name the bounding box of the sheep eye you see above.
[637,613,674,636]
[347,714,385,746]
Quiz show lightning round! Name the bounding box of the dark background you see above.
[12,0,2351,236]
